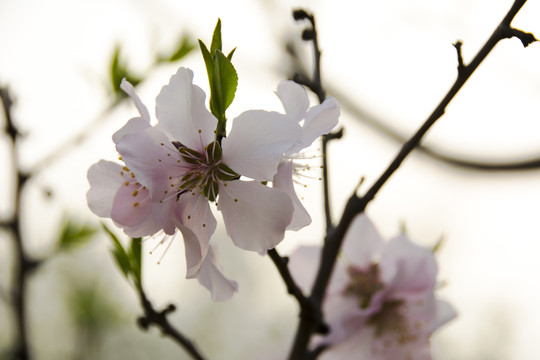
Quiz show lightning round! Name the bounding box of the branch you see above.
[1,85,32,360]
[292,9,343,231]
[288,1,535,358]
[135,285,206,360]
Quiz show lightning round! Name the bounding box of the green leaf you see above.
[214,50,238,115]
[227,47,236,61]
[210,19,222,54]
[102,224,132,279]
[109,45,142,99]
[57,218,97,251]
[129,237,142,286]
[159,34,195,63]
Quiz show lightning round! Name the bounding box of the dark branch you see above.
[1,85,32,360]
[136,285,206,360]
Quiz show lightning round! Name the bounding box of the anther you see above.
[133,202,140,207]
[132,190,138,196]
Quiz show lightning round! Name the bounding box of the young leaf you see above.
[57,218,97,251]
[215,50,238,114]
[158,34,195,63]
[129,237,142,286]
[102,224,132,279]
[210,18,222,54]
[109,45,142,99]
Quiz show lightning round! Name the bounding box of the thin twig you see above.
[135,285,206,360]
[288,1,534,358]
[292,9,343,231]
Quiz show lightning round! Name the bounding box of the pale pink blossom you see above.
[88,67,304,301]
[289,214,456,359]
[87,78,237,300]
[272,81,340,230]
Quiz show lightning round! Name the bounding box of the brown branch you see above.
[135,285,206,360]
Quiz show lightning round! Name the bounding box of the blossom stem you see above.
[135,284,206,360]
[289,1,534,358]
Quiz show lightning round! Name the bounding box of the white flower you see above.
[272,81,340,230]
[289,214,456,359]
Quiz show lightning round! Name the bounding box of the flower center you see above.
[343,263,385,309]
[176,141,238,202]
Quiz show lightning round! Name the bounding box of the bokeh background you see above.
[1,0,540,359]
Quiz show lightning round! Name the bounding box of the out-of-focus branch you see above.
[135,285,206,360]
[287,1,536,359]
[1,85,35,360]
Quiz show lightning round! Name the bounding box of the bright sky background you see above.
[1,0,540,359]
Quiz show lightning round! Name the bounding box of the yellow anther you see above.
[133,202,140,207]
[124,181,130,186]
[132,190,138,197]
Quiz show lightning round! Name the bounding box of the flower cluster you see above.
[289,215,456,359]
[87,67,340,300]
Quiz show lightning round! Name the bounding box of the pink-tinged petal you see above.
[275,80,309,120]
[197,244,238,302]
[341,214,385,267]
[120,79,150,122]
[175,192,217,277]
[112,116,150,144]
[148,198,178,235]
[380,235,437,294]
[116,127,186,199]
[178,225,204,279]
[110,180,152,227]
[86,160,125,217]
[429,299,457,333]
[298,97,340,150]
[155,67,217,153]
[121,214,162,238]
[222,110,302,181]
[288,245,321,293]
[217,180,293,252]
[319,330,375,360]
[273,161,311,231]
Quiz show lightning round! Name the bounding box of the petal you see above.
[112,116,150,144]
[155,67,217,153]
[288,245,321,293]
[380,234,438,294]
[121,214,162,238]
[121,79,150,122]
[273,161,311,231]
[197,244,238,302]
[222,110,302,181]
[341,214,385,267]
[428,299,457,333]
[176,192,217,277]
[217,180,293,252]
[86,160,125,218]
[299,97,340,149]
[116,127,186,200]
[110,180,152,227]
[275,80,309,120]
